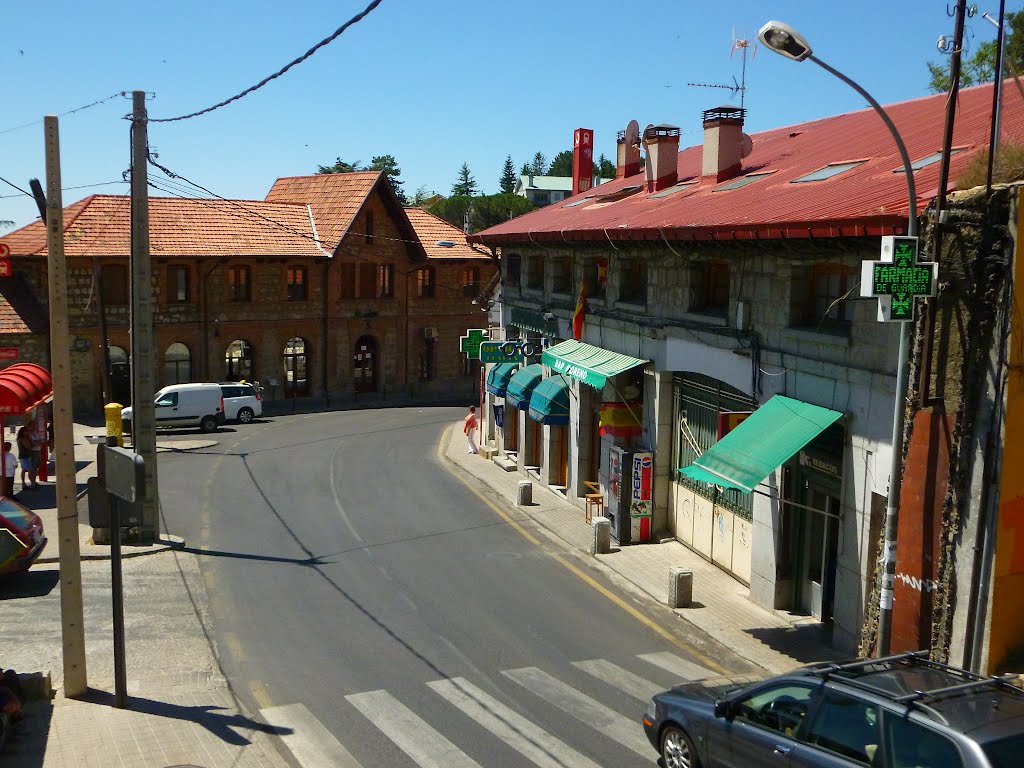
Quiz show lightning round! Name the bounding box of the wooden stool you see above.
[583,481,604,524]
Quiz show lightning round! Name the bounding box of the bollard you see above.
[104,402,124,448]
[591,516,611,555]
[669,567,693,608]
[517,480,533,506]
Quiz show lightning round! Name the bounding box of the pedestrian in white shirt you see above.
[1,442,16,498]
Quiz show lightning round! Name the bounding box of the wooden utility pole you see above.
[129,91,159,542]
[44,115,88,697]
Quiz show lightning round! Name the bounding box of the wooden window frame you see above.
[339,263,356,299]
[377,264,395,298]
[461,266,480,298]
[806,264,855,326]
[227,265,252,302]
[416,267,435,298]
[286,266,308,301]
[101,264,129,306]
[167,265,190,303]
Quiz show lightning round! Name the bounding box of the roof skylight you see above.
[649,180,698,198]
[791,161,865,183]
[894,148,965,173]
[563,185,643,207]
[714,172,774,192]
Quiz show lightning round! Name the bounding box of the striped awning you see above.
[541,339,647,389]
[528,377,570,425]
[485,363,519,397]
[505,364,544,410]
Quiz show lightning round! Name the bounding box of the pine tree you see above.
[499,155,517,194]
[451,163,478,197]
[530,151,548,176]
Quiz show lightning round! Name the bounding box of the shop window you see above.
[791,264,855,329]
[101,264,128,306]
[618,259,648,305]
[552,255,573,295]
[525,253,544,291]
[415,267,435,298]
[287,266,307,301]
[505,253,522,289]
[167,265,190,303]
[339,263,356,299]
[228,265,252,302]
[461,267,480,298]
[689,260,730,316]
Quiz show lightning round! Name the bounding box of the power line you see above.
[0,92,127,137]
[150,0,384,123]
[0,174,31,197]
[0,180,127,200]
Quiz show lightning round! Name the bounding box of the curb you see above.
[17,671,54,702]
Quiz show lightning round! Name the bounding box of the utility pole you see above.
[130,91,159,542]
[44,115,88,697]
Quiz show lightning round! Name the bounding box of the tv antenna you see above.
[687,30,756,110]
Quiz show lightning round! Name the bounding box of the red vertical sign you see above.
[572,128,594,195]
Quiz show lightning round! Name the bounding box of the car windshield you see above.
[0,497,35,529]
[983,733,1024,768]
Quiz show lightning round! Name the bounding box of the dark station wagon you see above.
[643,651,1024,768]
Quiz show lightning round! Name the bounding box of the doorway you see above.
[794,487,840,621]
[109,345,130,406]
[552,425,568,487]
[504,405,518,453]
[523,418,541,470]
[353,335,377,394]
[284,337,309,397]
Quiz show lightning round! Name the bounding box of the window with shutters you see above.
[339,263,356,299]
[101,264,129,306]
[461,267,480,298]
[167,265,190,303]
[415,268,435,298]
[377,264,394,298]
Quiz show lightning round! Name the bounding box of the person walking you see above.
[464,405,479,454]
[16,426,36,490]
[1,442,15,499]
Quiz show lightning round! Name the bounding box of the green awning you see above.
[679,395,843,493]
[505,364,544,410]
[541,339,648,389]
[485,363,519,397]
[527,377,570,425]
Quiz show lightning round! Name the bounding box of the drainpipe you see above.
[322,258,330,406]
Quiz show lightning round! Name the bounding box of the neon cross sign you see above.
[459,328,489,359]
[859,236,938,322]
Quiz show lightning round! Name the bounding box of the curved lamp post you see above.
[759,20,918,656]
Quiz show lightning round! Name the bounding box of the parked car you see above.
[219,382,262,424]
[122,382,225,433]
[643,650,1024,768]
[0,496,46,576]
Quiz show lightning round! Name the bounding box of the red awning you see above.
[0,363,52,416]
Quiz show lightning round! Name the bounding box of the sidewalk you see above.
[443,426,844,676]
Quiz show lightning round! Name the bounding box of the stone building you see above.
[0,171,495,412]
[470,80,1024,654]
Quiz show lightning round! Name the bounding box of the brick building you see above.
[0,171,495,412]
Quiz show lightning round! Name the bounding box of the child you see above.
[1,443,15,499]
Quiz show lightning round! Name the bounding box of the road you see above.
[159,405,750,767]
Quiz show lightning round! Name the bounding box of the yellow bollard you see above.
[104,402,124,447]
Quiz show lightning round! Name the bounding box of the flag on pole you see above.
[572,280,587,340]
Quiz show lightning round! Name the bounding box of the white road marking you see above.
[502,667,651,757]
[637,651,715,681]
[346,689,482,768]
[572,659,664,701]
[429,676,602,768]
[260,703,363,768]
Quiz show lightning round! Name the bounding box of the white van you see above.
[122,383,226,433]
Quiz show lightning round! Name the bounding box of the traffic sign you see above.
[860,236,937,322]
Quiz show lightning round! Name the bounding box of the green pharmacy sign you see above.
[459,328,489,359]
[859,236,938,322]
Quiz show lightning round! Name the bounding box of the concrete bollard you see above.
[591,516,611,555]
[669,567,693,608]
[517,480,533,506]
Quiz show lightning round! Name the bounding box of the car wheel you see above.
[661,725,700,768]
[199,416,219,433]
[237,407,254,424]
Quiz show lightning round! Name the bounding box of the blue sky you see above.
[0,1,1008,230]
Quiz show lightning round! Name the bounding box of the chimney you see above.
[642,124,680,192]
[572,128,595,195]
[616,120,642,179]
[701,106,746,183]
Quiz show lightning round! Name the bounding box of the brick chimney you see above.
[616,120,642,179]
[643,124,680,192]
[701,106,746,183]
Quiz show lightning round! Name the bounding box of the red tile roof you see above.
[404,208,492,261]
[2,195,324,257]
[471,80,1024,244]
[0,276,46,334]
[266,172,381,252]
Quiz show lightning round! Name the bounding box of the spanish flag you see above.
[599,401,642,438]
[572,280,587,340]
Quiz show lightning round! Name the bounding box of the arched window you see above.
[284,337,309,397]
[163,343,191,385]
[225,339,254,381]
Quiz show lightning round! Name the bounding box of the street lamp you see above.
[759,20,918,656]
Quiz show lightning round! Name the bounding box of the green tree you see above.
[317,157,362,174]
[411,185,436,206]
[597,153,615,180]
[519,162,532,176]
[499,155,517,194]
[547,150,573,177]
[928,10,1024,92]
[530,151,547,176]
[451,162,478,197]
[367,154,407,203]
[428,193,533,233]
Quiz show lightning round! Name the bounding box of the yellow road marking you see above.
[249,680,273,709]
[224,632,247,663]
[440,426,728,676]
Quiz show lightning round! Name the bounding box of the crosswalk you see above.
[260,651,722,768]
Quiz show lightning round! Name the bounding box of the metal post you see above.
[129,91,159,542]
[808,55,919,656]
[109,492,127,708]
[43,115,88,697]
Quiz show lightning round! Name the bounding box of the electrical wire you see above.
[150,0,384,123]
[0,92,127,137]
[0,174,31,197]
[0,180,127,200]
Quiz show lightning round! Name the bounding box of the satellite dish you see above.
[740,133,754,158]
[624,119,640,148]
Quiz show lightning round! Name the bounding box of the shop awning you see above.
[0,363,52,416]
[485,363,519,397]
[505,364,544,410]
[528,376,570,425]
[541,339,647,389]
[678,395,843,493]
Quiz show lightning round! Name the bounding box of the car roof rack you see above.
[892,673,1022,704]
[809,650,931,677]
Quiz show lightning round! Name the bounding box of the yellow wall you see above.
[988,187,1024,672]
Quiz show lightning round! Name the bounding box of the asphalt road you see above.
[159,406,744,767]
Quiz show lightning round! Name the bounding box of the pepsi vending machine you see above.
[606,446,654,544]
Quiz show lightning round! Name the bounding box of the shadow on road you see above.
[0,570,60,600]
[182,545,337,567]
